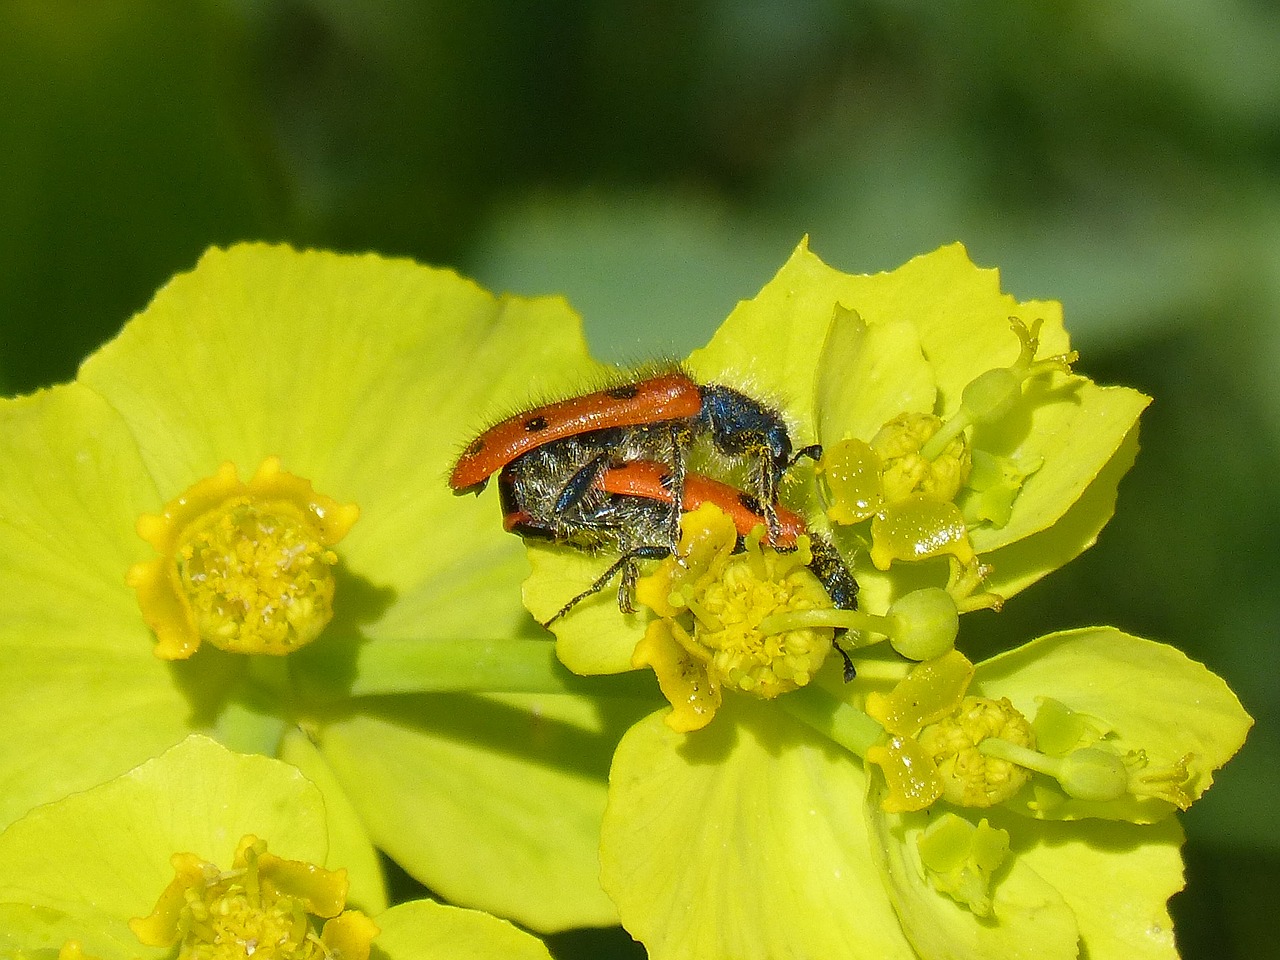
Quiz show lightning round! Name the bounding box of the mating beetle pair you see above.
[449,369,857,647]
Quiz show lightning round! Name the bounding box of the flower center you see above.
[917,696,1035,807]
[176,499,337,655]
[871,411,971,504]
[189,887,307,956]
[128,458,360,659]
[632,503,838,730]
[692,543,834,698]
[130,835,377,960]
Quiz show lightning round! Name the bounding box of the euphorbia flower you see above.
[0,245,652,931]
[0,735,554,959]
[512,242,1249,958]
[630,503,839,732]
[532,242,1149,670]
[857,630,1249,959]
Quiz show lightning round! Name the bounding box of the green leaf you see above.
[1015,816,1185,960]
[0,735,328,958]
[374,898,554,960]
[601,700,917,960]
[279,728,388,914]
[965,380,1149,556]
[686,238,837,440]
[318,692,651,932]
[532,546,649,675]
[816,310,936,449]
[975,424,1142,599]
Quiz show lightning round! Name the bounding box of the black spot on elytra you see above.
[524,415,549,432]
[605,384,640,401]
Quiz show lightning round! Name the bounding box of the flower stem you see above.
[779,683,885,758]
[977,737,1058,776]
[342,637,657,699]
[758,607,891,640]
[920,411,972,462]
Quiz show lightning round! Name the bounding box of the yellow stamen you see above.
[634,504,837,729]
[130,835,377,960]
[871,411,971,504]
[127,458,359,660]
[918,696,1035,807]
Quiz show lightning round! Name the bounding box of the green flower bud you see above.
[886,587,959,661]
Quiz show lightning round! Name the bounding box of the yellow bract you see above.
[632,619,723,733]
[819,438,884,524]
[127,457,359,659]
[868,495,976,571]
[865,649,974,736]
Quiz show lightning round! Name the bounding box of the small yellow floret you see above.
[130,834,377,960]
[127,458,359,659]
[634,504,837,730]
[918,696,1035,807]
[871,412,971,504]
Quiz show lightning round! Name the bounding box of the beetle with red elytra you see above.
[492,434,859,678]
[449,368,821,544]
[449,371,860,676]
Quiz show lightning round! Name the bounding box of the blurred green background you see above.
[3,2,1275,957]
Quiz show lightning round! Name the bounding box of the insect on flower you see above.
[495,433,859,677]
[449,369,822,543]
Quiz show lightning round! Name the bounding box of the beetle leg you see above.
[543,553,635,626]
[541,544,669,627]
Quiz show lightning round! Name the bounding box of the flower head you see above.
[130,834,376,960]
[128,457,360,659]
[632,504,837,730]
[499,241,1252,959]
[0,245,631,931]
[0,736,553,960]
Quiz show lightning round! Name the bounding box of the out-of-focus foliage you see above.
[2,1,1275,957]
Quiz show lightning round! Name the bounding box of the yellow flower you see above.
[0,736,554,960]
[131,835,377,960]
[127,458,359,659]
[631,504,836,730]
[0,245,631,931]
